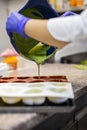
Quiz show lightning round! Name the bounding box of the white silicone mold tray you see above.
[0,82,74,105]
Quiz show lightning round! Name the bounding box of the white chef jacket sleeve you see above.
[47,9,87,42]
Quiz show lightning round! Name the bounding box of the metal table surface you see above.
[0,62,87,130]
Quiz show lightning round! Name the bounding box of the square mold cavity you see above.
[0,76,75,113]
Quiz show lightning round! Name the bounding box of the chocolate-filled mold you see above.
[17,76,31,79]
[0,81,8,83]
[12,81,26,83]
[49,79,67,82]
[29,79,45,83]
[0,77,14,80]
[0,77,16,83]
[48,76,66,79]
[48,76,67,82]
[0,76,68,83]
[33,76,49,80]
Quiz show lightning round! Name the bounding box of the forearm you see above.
[24,19,68,49]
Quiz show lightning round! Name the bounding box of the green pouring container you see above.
[9,0,58,64]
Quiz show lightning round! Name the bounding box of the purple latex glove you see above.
[6,12,30,38]
[61,11,77,17]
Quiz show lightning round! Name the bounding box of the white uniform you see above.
[47,9,87,42]
[47,9,87,62]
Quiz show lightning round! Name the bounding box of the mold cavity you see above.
[49,87,67,93]
[49,76,67,80]
[39,76,49,79]
[1,77,14,80]
[29,79,45,83]
[49,76,60,78]
[24,88,43,94]
[33,76,39,79]
[30,83,45,87]
[51,83,66,86]
[0,81,8,83]
[12,81,25,83]
[17,77,29,79]
[49,79,61,82]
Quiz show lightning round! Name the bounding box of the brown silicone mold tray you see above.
[0,76,75,113]
[0,75,68,83]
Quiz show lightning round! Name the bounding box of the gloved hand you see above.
[6,12,30,38]
[61,11,77,17]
